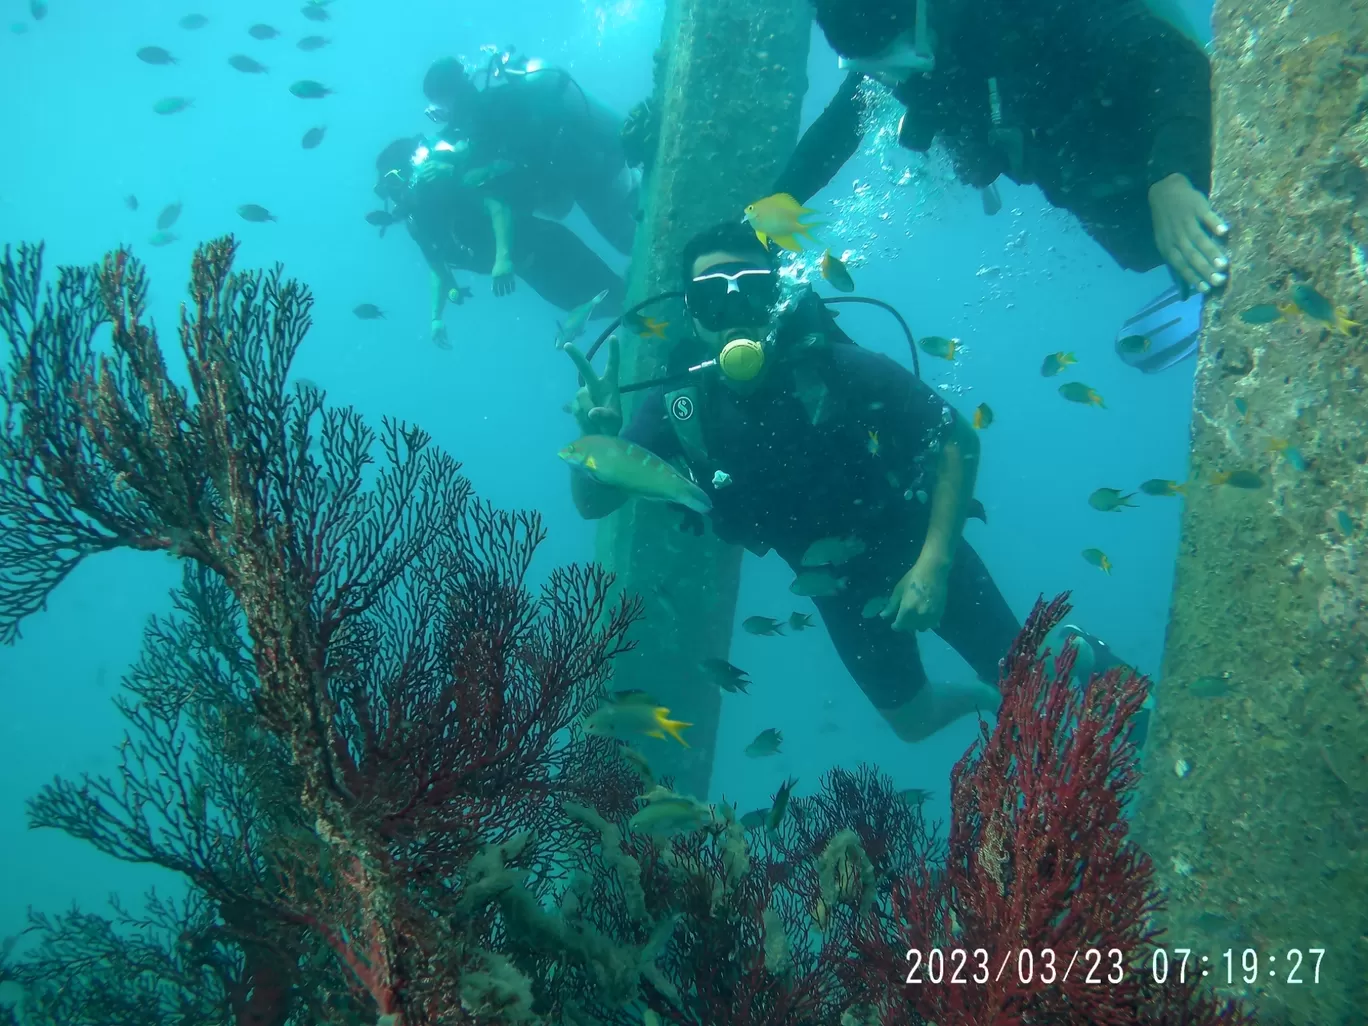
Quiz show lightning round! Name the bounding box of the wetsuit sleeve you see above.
[772,72,868,204]
[1078,3,1213,191]
[620,388,681,462]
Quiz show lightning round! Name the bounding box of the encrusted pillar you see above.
[1136,5,1368,1024]
[597,0,810,799]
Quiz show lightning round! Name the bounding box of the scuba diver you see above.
[562,221,1021,742]
[777,0,1225,368]
[373,136,624,348]
[421,50,640,257]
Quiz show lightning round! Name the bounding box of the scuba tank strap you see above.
[664,383,710,467]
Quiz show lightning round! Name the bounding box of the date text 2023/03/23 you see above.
[901,947,1329,987]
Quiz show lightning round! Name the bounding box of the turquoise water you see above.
[0,0,1224,1018]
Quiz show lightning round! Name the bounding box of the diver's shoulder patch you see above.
[670,394,695,421]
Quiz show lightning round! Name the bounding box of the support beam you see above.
[1137,4,1368,1023]
[596,1,811,799]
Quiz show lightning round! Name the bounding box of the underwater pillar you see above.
[596,0,811,799]
[1136,4,1368,1024]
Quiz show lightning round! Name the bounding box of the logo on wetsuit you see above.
[670,395,695,421]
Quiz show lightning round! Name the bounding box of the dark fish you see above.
[1139,478,1185,497]
[353,304,385,320]
[228,54,268,73]
[297,34,329,50]
[1039,351,1077,377]
[152,96,193,114]
[301,2,330,21]
[148,231,178,247]
[1291,283,1333,322]
[1059,381,1105,407]
[248,23,279,39]
[156,201,182,230]
[742,616,785,636]
[739,808,768,831]
[301,125,326,149]
[968,497,987,523]
[896,787,933,808]
[820,250,855,292]
[700,658,749,694]
[124,195,139,211]
[30,0,47,19]
[289,79,332,99]
[790,569,847,597]
[918,335,958,360]
[237,204,277,223]
[1088,487,1136,512]
[1233,397,1248,417]
[179,13,208,30]
[788,611,814,632]
[1116,334,1150,355]
[744,728,783,758]
[1189,672,1233,699]
[1211,469,1263,490]
[364,209,399,231]
[1335,510,1354,536]
[136,46,177,65]
[766,776,798,831]
[1081,548,1112,574]
[1238,303,1285,324]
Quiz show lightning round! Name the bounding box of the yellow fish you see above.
[820,249,855,292]
[582,694,692,747]
[972,403,993,429]
[743,193,820,252]
[866,429,880,456]
[1040,351,1077,377]
[1081,548,1112,574]
[1058,382,1105,408]
[638,316,669,339]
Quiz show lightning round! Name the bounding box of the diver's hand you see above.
[1149,173,1229,294]
[430,319,451,350]
[563,334,623,436]
[882,557,949,633]
[491,254,516,297]
[413,160,456,186]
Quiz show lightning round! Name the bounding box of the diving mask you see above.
[685,263,779,332]
[837,0,934,79]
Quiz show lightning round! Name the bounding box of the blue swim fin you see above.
[1116,285,1204,374]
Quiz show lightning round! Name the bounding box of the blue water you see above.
[0,0,1212,960]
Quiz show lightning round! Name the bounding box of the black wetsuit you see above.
[447,69,639,255]
[776,0,1212,272]
[621,296,1019,711]
[404,172,625,316]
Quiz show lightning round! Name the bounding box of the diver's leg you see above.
[931,538,1022,689]
[812,589,998,743]
[575,167,640,256]
[512,216,626,316]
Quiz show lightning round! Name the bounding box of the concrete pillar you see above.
[1136,5,1368,1023]
[597,0,811,799]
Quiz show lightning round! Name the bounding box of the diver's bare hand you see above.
[491,254,516,297]
[882,558,949,633]
[1149,173,1229,294]
[430,319,451,350]
[563,335,623,436]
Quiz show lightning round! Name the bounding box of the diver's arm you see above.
[772,71,867,204]
[918,414,979,569]
[571,473,627,520]
[484,196,515,266]
[429,266,452,321]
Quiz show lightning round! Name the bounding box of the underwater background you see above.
[0,0,1214,971]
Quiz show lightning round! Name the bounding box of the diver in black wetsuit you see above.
[373,137,625,348]
[778,0,1229,296]
[563,222,1020,742]
[422,53,641,258]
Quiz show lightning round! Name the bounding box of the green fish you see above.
[1335,509,1355,535]
[1212,469,1264,489]
[739,808,769,831]
[1116,334,1150,355]
[896,787,933,808]
[1058,381,1105,408]
[1233,397,1248,417]
[555,289,610,349]
[766,776,798,831]
[629,796,712,837]
[1291,283,1333,322]
[238,204,277,223]
[801,535,867,567]
[1088,487,1136,512]
[1189,672,1233,699]
[700,658,750,694]
[1139,478,1185,497]
[1039,351,1077,377]
[581,697,691,746]
[289,79,333,99]
[1238,303,1284,324]
[559,435,712,514]
[353,304,384,320]
[1082,548,1112,574]
[297,34,330,51]
[742,615,785,636]
[917,335,959,360]
[789,569,847,597]
[744,728,783,758]
[147,231,178,247]
[787,611,815,632]
[152,96,193,115]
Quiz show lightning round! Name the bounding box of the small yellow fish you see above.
[1058,382,1105,408]
[1040,351,1077,377]
[972,403,993,429]
[918,335,958,360]
[1116,334,1150,356]
[1082,548,1112,574]
[820,249,855,292]
[637,316,669,339]
[582,697,692,746]
[1211,469,1264,489]
[866,429,880,456]
[1139,478,1186,497]
[743,193,820,252]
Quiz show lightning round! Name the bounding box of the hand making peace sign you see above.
[562,334,623,437]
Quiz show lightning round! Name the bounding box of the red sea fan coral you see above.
[850,595,1255,1026]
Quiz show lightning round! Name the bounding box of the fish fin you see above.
[645,729,664,739]
[771,234,804,253]
[655,709,692,747]
[753,228,772,249]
